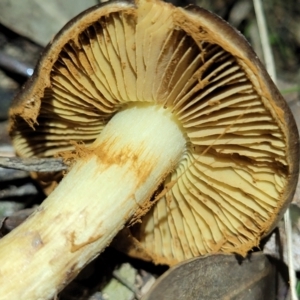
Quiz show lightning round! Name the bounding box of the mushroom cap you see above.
[9,0,299,265]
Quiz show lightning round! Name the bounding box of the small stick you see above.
[253,1,297,298]
[253,0,276,82]
[112,270,141,300]
[0,52,34,77]
[284,209,298,300]
[0,156,67,172]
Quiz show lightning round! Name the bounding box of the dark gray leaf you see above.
[0,0,100,46]
[143,253,275,300]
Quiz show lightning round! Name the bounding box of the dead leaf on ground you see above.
[0,0,100,46]
[143,253,276,300]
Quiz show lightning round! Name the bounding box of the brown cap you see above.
[9,0,299,266]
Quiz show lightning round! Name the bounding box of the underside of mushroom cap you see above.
[9,0,299,265]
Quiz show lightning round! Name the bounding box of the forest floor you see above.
[0,0,300,299]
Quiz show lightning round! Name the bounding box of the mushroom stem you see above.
[0,105,186,299]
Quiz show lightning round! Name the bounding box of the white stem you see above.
[0,104,186,300]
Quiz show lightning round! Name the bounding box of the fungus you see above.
[1,0,298,298]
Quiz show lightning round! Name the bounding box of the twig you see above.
[284,210,298,300]
[0,51,34,77]
[0,156,67,172]
[253,0,297,299]
[112,270,141,300]
[253,0,276,82]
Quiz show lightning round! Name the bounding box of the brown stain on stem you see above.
[63,134,160,190]
[69,231,104,253]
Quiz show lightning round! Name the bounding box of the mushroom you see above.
[1,0,298,298]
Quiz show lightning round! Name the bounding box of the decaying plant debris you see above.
[0,0,300,300]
